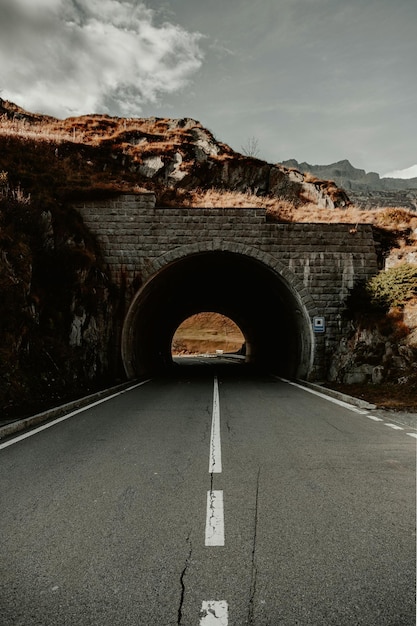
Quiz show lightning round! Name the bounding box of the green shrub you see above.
[367,264,417,309]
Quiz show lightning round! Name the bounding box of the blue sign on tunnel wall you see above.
[313,316,325,333]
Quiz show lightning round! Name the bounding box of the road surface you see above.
[1,361,415,625]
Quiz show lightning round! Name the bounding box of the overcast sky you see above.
[0,0,416,176]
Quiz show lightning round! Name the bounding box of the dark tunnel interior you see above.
[121,251,313,378]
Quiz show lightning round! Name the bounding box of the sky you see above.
[0,0,416,177]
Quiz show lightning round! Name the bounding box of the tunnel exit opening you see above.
[171,312,245,357]
[121,249,314,379]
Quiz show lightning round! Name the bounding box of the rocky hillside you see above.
[0,191,121,420]
[0,98,349,210]
[281,158,417,210]
[327,294,417,411]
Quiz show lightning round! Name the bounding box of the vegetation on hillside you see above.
[333,262,417,410]
[0,98,350,208]
[368,264,417,309]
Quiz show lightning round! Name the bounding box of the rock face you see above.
[281,158,417,209]
[127,142,351,209]
[0,193,119,419]
[328,303,417,386]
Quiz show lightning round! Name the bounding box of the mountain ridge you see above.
[280,158,417,210]
[281,158,417,188]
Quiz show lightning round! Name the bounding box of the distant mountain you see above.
[280,158,417,190]
[280,159,417,209]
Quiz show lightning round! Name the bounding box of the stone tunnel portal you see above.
[121,251,314,379]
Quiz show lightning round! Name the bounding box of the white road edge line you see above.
[209,375,222,473]
[279,378,416,438]
[278,377,368,414]
[200,600,228,625]
[0,380,152,450]
[205,490,225,546]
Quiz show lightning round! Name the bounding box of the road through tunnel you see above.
[121,251,314,379]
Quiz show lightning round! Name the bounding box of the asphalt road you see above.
[1,360,416,625]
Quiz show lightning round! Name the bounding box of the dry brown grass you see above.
[377,207,417,233]
[179,187,282,210]
[182,189,417,230]
[0,170,31,203]
[0,115,78,144]
[268,202,417,229]
[0,112,201,149]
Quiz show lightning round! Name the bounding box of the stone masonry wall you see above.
[74,193,379,376]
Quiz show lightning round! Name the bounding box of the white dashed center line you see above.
[205,490,225,547]
[209,375,222,473]
[199,600,229,624]
[205,375,225,547]
[202,376,228,621]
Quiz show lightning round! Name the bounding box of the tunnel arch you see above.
[121,243,316,379]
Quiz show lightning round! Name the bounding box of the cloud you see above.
[0,0,204,117]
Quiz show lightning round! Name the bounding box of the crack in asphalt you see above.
[207,472,217,538]
[177,533,192,625]
[248,467,261,625]
[201,404,212,443]
[323,418,347,433]
[210,433,216,471]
